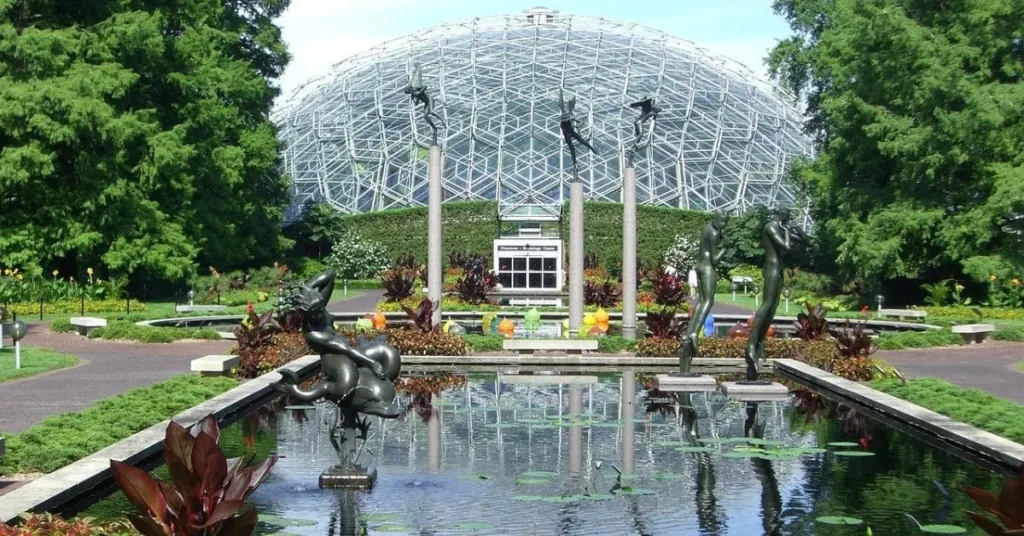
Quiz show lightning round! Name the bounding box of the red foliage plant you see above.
[109,414,277,536]
[964,465,1024,535]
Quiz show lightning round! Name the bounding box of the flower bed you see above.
[6,299,147,315]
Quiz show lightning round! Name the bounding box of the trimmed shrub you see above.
[596,335,638,353]
[922,306,1024,321]
[87,322,221,343]
[875,329,963,350]
[699,338,838,361]
[49,318,74,333]
[993,327,1024,341]
[464,334,504,352]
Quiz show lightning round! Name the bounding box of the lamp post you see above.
[783,288,791,314]
[10,320,27,370]
[876,294,885,318]
[732,281,738,302]
[188,289,195,307]
[753,285,761,308]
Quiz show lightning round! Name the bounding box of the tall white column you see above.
[569,385,583,476]
[428,145,443,328]
[621,167,638,340]
[568,181,585,335]
[620,371,635,475]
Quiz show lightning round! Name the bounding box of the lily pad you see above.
[515,477,551,485]
[744,438,785,446]
[612,487,656,496]
[541,495,584,503]
[512,495,545,501]
[832,450,876,457]
[697,437,753,444]
[652,472,685,480]
[372,524,416,532]
[457,474,491,481]
[723,450,762,458]
[259,515,316,527]
[359,513,404,523]
[816,516,863,525]
[442,521,497,531]
[791,447,829,454]
[674,446,716,453]
[828,441,861,447]
[580,493,615,501]
[521,471,560,478]
[919,525,967,534]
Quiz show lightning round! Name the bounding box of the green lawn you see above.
[0,346,78,383]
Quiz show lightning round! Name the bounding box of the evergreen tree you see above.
[0,0,291,280]
[769,0,1024,292]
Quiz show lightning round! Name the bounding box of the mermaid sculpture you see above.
[276,271,403,419]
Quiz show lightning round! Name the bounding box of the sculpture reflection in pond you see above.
[745,209,802,380]
[677,393,724,534]
[679,213,728,374]
[276,271,403,482]
[744,402,784,535]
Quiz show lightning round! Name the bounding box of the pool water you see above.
[232,372,1001,535]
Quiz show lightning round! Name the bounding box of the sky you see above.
[274,0,794,103]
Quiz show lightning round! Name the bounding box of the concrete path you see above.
[328,289,384,312]
[877,341,1024,404]
[0,324,234,434]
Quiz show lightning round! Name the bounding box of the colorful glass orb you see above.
[562,319,570,338]
[594,308,609,324]
[596,321,610,333]
[482,312,497,333]
[372,312,387,330]
[355,318,374,332]
[498,317,515,337]
[524,308,541,331]
[582,313,596,327]
[448,323,466,336]
[442,319,454,334]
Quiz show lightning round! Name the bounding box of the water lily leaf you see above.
[697,437,752,444]
[542,495,584,503]
[258,515,316,527]
[521,471,559,478]
[359,513,403,522]
[580,493,614,501]
[613,487,656,496]
[674,446,716,453]
[652,472,684,480]
[723,451,762,458]
[919,525,967,534]
[832,451,876,457]
[744,438,785,446]
[816,516,863,525]
[456,474,491,481]
[791,447,829,454]
[372,524,415,532]
[828,441,860,447]
[512,495,544,501]
[442,521,496,531]
[731,446,767,452]
[515,477,551,485]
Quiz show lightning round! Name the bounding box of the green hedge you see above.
[922,306,1024,321]
[88,321,222,343]
[872,377,1024,443]
[993,327,1024,341]
[875,329,963,350]
[0,375,238,475]
[340,200,710,268]
[6,299,147,316]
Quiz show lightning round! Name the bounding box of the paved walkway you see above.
[877,341,1024,404]
[328,289,385,312]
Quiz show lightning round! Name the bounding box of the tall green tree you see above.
[0,0,291,280]
[769,0,1024,292]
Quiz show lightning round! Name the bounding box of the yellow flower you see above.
[990,274,997,281]
[87,267,94,276]
[1013,278,1021,287]
[16,274,22,280]
[3,269,10,276]
[52,269,59,277]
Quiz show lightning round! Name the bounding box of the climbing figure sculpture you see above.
[627,96,662,166]
[558,88,596,181]
[405,62,444,146]
[679,213,728,374]
[744,210,802,380]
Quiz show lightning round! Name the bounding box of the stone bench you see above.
[951,324,996,345]
[175,305,228,314]
[502,339,598,355]
[190,355,240,376]
[69,317,107,336]
[879,309,928,321]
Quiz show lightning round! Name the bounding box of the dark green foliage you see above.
[768,0,1024,291]
[872,377,1024,443]
[455,268,497,305]
[337,201,710,268]
[0,375,238,475]
[583,279,621,308]
[463,334,504,353]
[876,329,964,351]
[0,0,292,279]
[381,268,418,302]
[993,327,1024,342]
[88,321,220,343]
[49,318,74,333]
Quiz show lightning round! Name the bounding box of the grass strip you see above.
[0,347,78,383]
[872,377,1024,444]
[875,329,963,350]
[0,374,238,475]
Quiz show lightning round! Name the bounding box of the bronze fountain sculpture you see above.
[276,271,403,487]
[558,88,596,181]
[678,213,729,374]
[626,96,662,166]
[405,62,444,147]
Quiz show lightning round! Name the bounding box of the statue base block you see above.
[654,374,717,392]
[720,381,789,402]
[319,465,377,489]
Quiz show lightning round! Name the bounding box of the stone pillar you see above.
[620,371,635,475]
[621,166,638,340]
[569,384,583,477]
[568,180,584,335]
[427,411,441,472]
[428,145,443,327]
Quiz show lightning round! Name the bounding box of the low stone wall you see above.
[773,358,1024,475]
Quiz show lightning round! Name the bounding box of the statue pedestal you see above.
[720,381,789,402]
[654,374,717,392]
[320,465,377,489]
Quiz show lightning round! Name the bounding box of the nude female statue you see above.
[679,213,728,373]
[744,210,801,380]
[276,271,402,418]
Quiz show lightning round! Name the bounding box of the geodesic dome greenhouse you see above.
[274,8,812,221]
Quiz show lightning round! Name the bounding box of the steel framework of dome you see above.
[274,7,812,220]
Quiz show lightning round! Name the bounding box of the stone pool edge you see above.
[773,358,1024,473]
[0,355,321,524]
